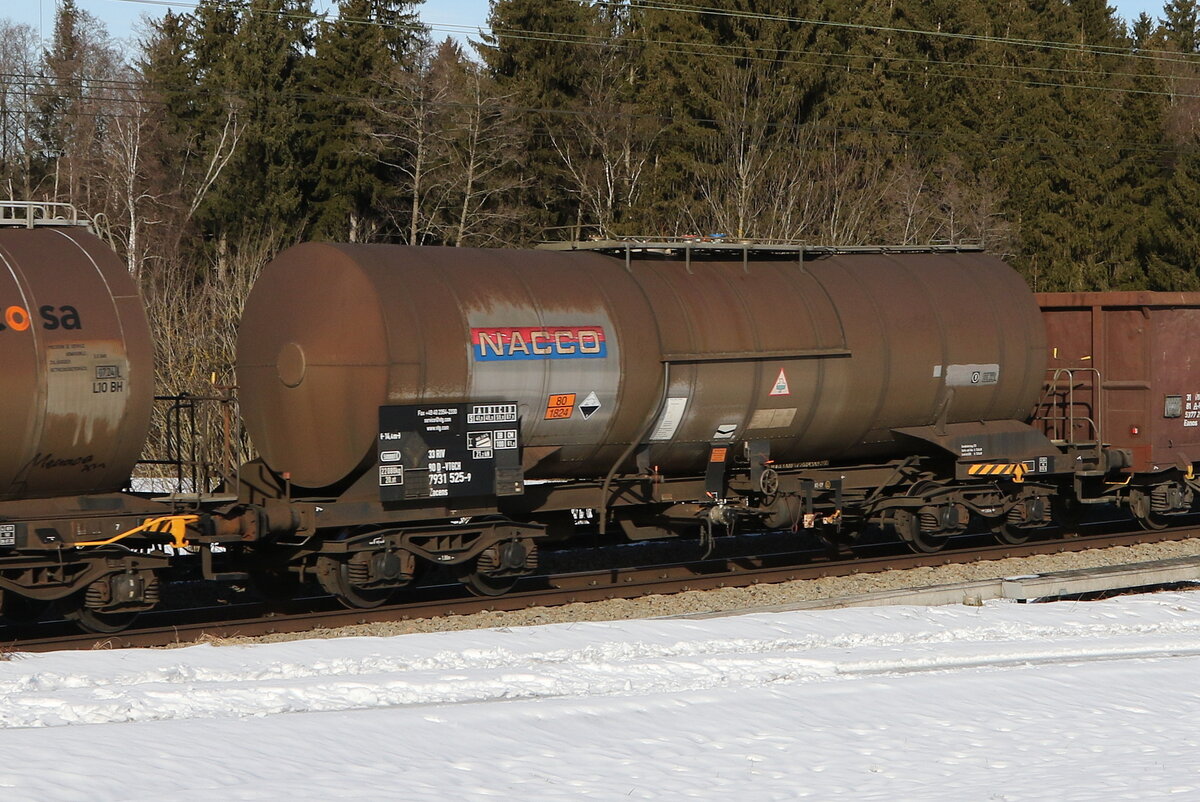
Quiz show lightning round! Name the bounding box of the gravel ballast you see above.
[209,537,1200,646]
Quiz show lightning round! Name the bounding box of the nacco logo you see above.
[471,326,607,361]
[0,305,82,332]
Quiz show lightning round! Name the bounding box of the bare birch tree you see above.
[0,22,40,199]
[548,41,661,239]
[371,59,453,245]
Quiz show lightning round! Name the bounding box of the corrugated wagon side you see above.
[1038,291,1200,526]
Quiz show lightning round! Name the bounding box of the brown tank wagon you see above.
[236,243,1047,491]
[228,240,1073,580]
[0,206,242,632]
[0,223,153,500]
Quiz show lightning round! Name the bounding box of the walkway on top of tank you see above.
[539,237,987,264]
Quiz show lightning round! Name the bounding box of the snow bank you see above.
[1,594,1198,799]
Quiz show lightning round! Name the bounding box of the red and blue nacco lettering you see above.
[471,326,607,361]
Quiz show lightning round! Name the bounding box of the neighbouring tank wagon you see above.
[0,223,154,501]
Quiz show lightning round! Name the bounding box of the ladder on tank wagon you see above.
[1034,367,1103,453]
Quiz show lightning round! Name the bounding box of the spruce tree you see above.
[976,0,1132,289]
[632,0,831,237]
[162,0,318,262]
[307,0,427,241]
[1161,0,1199,52]
[35,0,109,204]
[479,0,600,238]
[139,10,202,223]
[1144,142,1200,289]
[34,0,83,179]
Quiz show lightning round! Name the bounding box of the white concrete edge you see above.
[670,555,1200,619]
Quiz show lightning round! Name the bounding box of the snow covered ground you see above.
[2,594,1200,800]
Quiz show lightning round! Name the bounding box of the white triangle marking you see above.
[770,368,790,396]
[579,390,602,419]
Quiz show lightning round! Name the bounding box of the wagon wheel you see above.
[1136,511,1170,531]
[315,555,395,609]
[1128,490,1170,531]
[991,500,1035,546]
[891,509,948,554]
[58,595,140,634]
[908,529,950,554]
[456,558,520,597]
[992,521,1033,546]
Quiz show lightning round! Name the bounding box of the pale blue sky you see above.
[3,0,492,47]
[0,0,1171,50]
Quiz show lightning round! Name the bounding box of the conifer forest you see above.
[3,0,1200,395]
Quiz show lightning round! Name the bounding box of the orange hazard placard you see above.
[544,393,577,419]
[710,447,728,463]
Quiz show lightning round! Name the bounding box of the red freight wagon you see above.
[1037,292,1200,474]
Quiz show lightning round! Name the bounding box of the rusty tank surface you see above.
[0,225,154,500]
[236,243,1046,490]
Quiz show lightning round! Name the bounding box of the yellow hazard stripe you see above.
[968,463,1027,477]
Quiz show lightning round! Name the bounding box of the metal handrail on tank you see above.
[1035,367,1102,445]
[138,390,243,503]
[537,238,986,275]
[0,201,89,228]
[537,238,985,257]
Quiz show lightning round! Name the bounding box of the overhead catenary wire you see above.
[1,0,1197,160]
[450,24,1197,102]
[614,0,1197,64]
[20,0,1200,99]
[8,11,1200,110]
[103,0,1200,70]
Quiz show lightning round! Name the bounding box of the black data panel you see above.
[377,403,523,502]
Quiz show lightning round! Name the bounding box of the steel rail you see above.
[7,524,1199,653]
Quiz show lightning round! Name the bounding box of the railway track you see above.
[7,522,1200,653]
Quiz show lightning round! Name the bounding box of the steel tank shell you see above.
[236,245,1045,490]
[0,228,154,500]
